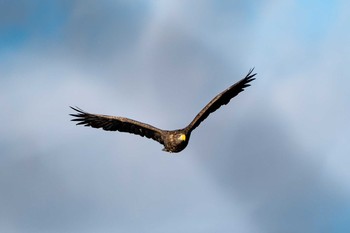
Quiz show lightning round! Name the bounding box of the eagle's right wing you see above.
[70,107,165,145]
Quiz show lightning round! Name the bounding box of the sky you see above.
[1,0,350,232]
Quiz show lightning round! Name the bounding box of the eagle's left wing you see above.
[186,69,256,133]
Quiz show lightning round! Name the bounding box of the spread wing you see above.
[186,68,256,133]
[70,107,165,145]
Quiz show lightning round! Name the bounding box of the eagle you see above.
[70,69,256,153]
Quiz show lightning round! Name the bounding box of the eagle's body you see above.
[70,69,256,153]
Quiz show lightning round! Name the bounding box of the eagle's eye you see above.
[178,134,186,141]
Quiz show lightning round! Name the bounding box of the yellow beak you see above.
[179,134,186,141]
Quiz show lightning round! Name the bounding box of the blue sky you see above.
[1,1,350,232]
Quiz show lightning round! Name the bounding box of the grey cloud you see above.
[1,1,350,233]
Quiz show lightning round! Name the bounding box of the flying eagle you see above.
[70,69,256,153]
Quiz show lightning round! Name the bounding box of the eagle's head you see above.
[162,132,189,153]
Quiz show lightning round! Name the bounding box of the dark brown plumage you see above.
[70,68,256,153]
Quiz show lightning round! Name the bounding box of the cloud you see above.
[1,1,350,233]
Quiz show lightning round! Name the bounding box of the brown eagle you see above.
[70,69,256,153]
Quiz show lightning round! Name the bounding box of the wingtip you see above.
[245,68,257,82]
[69,106,87,124]
[248,67,257,77]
